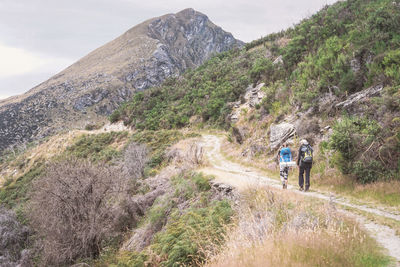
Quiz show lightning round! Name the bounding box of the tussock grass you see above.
[206,186,391,267]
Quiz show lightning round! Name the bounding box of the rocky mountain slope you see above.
[0,8,243,152]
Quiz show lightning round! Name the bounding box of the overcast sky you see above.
[0,0,337,99]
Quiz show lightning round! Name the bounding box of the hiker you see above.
[297,139,313,192]
[278,142,292,189]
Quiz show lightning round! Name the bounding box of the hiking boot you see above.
[299,187,304,191]
[305,187,309,192]
[282,182,285,189]
[284,180,288,189]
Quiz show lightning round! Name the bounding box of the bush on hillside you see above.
[383,49,400,84]
[0,164,44,208]
[66,131,128,162]
[328,116,394,183]
[28,158,142,265]
[114,172,233,267]
[119,142,148,179]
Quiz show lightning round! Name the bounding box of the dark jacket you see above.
[297,144,313,167]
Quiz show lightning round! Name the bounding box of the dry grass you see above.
[205,186,391,267]
[0,128,133,186]
[0,131,84,184]
[313,162,400,212]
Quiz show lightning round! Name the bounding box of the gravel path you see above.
[200,135,400,265]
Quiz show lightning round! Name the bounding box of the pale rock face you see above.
[269,122,296,150]
[0,8,243,152]
[229,83,266,123]
[273,55,283,65]
[244,83,266,107]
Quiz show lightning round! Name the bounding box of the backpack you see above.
[302,145,313,163]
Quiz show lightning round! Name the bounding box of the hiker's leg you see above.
[298,166,304,189]
[284,167,289,181]
[280,165,285,184]
[281,167,288,188]
[305,165,311,190]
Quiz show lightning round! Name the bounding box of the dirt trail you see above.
[199,135,400,264]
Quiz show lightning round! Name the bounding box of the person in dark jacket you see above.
[297,139,313,192]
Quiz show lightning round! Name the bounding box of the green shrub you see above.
[84,123,104,131]
[0,163,44,208]
[130,130,187,172]
[151,200,233,267]
[329,117,361,164]
[383,49,400,83]
[66,132,127,162]
[249,58,274,83]
[116,172,232,267]
[329,116,390,182]
[353,160,384,184]
[109,110,121,123]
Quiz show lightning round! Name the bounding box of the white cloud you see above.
[0,43,72,78]
[0,43,44,77]
[0,94,9,99]
[0,43,73,99]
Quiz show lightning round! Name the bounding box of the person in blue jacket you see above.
[278,142,292,189]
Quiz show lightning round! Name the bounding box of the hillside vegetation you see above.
[1,0,400,266]
[113,0,400,183]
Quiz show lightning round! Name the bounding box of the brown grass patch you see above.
[206,186,391,267]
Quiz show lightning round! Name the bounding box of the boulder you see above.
[335,85,383,110]
[269,122,296,150]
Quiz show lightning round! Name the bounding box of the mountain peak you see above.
[0,9,243,152]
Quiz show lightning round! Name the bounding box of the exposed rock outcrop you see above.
[245,83,266,107]
[0,8,243,152]
[229,83,265,123]
[269,122,296,150]
[335,85,383,111]
[273,55,283,65]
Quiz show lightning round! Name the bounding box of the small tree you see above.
[28,159,131,265]
[119,142,148,179]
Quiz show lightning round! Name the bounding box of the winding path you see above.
[199,135,400,265]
